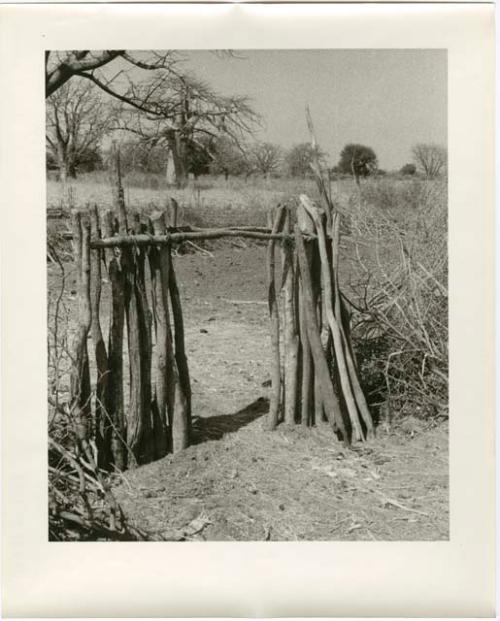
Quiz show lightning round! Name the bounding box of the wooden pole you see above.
[121,223,150,465]
[298,276,312,426]
[69,211,92,442]
[133,214,155,463]
[295,225,348,443]
[169,197,179,227]
[310,241,326,426]
[153,213,190,453]
[150,212,173,457]
[266,205,287,430]
[167,245,192,436]
[300,195,364,442]
[281,209,299,424]
[331,212,375,439]
[89,205,110,469]
[102,211,127,470]
[91,229,305,248]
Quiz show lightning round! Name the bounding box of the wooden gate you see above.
[68,188,374,472]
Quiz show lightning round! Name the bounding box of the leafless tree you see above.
[46,80,115,181]
[249,142,283,178]
[114,73,259,187]
[46,51,259,187]
[412,143,447,179]
[45,50,181,98]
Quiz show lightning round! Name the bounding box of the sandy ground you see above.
[48,243,448,541]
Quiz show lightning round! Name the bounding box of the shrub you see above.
[346,177,448,421]
[400,163,417,176]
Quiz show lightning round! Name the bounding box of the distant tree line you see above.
[44,51,447,185]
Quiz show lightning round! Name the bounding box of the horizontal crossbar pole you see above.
[90,229,318,248]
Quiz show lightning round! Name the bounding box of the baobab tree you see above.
[46,80,114,181]
[45,51,259,187]
[45,50,181,98]
[412,143,447,179]
[113,73,259,187]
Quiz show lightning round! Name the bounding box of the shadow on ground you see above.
[191,396,269,444]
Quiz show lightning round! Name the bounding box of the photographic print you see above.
[46,49,449,543]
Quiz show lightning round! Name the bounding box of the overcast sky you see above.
[179,49,447,171]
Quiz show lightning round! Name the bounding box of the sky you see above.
[177,49,447,171]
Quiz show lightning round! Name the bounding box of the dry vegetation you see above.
[47,172,448,541]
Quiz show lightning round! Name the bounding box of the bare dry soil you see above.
[49,243,448,541]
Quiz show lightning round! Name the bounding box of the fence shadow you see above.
[191,396,269,445]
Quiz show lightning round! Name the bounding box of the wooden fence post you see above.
[70,211,92,442]
[295,224,348,443]
[330,212,375,439]
[150,212,174,457]
[300,196,364,442]
[266,205,287,430]
[89,205,111,469]
[281,208,299,424]
[102,211,127,471]
[153,213,190,453]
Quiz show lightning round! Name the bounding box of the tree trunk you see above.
[167,132,188,189]
[56,143,77,182]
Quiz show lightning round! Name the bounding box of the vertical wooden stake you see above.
[102,211,127,470]
[300,195,364,442]
[70,211,92,442]
[168,248,192,435]
[155,214,190,453]
[295,225,348,443]
[299,277,313,426]
[331,213,375,439]
[134,214,155,463]
[89,205,110,469]
[266,204,287,430]
[150,212,173,457]
[281,209,299,424]
[169,197,179,227]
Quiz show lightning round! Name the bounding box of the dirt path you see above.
[48,244,448,541]
[114,245,449,541]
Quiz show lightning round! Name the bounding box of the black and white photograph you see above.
[46,48,449,542]
[1,3,495,616]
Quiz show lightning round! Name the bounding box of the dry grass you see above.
[47,173,322,228]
